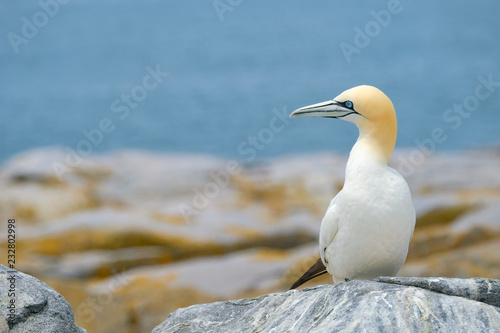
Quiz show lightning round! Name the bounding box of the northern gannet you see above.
[289,85,415,289]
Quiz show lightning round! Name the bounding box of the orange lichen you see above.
[224,225,264,240]
[252,249,289,261]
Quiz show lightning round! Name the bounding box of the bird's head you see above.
[290,85,397,162]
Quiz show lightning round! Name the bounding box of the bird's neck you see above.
[352,116,397,162]
[345,121,397,178]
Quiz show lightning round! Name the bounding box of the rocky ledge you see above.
[0,265,86,333]
[153,277,500,333]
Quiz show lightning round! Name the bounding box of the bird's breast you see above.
[322,166,415,281]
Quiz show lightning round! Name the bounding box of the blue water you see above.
[1,0,499,164]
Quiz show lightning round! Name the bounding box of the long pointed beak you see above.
[290,100,357,118]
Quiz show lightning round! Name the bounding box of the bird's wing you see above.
[289,196,341,290]
[289,258,327,290]
[319,196,340,262]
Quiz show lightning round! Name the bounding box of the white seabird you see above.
[289,85,415,289]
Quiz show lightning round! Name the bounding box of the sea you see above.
[1,0,499,165]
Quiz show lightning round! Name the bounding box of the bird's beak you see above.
[290,100,356,118]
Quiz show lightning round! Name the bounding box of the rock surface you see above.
[0,265,86,333]
[153,277,500,333]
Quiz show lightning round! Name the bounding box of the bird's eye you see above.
[345,101,353,109]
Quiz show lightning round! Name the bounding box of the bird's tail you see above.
[289,258,328,290]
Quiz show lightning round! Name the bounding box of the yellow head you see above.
[290,85,397,162]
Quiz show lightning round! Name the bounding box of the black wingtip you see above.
[289,258,328,290]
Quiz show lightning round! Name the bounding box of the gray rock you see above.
[375,276,500,308]
[152,277,500,333]
[0,265,86,333]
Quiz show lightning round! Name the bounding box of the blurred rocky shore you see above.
[1,147,499,333]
